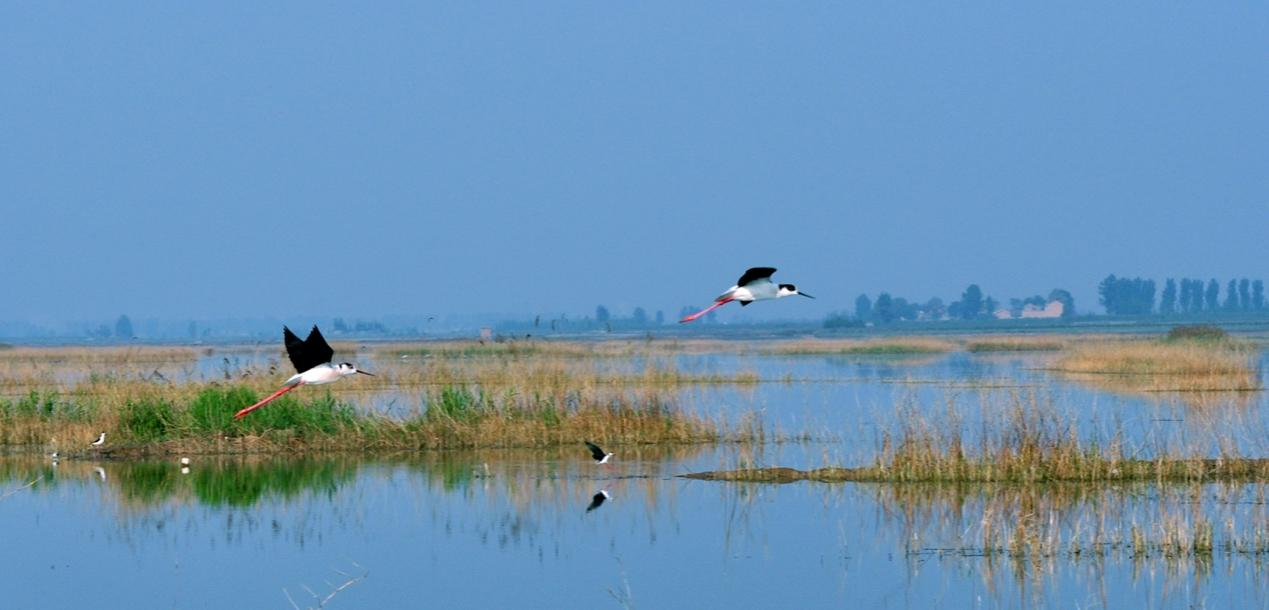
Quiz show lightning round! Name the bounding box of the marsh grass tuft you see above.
[768,338,956,356]
[966,336,1067,352]
[686,390,1269,484]
[1053,338,1261,392]
[0,381,729,456]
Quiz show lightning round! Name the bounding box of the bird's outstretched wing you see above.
[736,267,777,287]
[585,441,606,461]
[283,325,335,373]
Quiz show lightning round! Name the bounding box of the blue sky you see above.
[3,3,1266,324]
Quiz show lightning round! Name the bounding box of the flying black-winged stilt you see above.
[679,267,814,323]
[233,325,373,420]
[585,441,613,465]
[90,432,106,447]
[586,489,610,512]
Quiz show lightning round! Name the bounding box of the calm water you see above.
[4,349,1269,609]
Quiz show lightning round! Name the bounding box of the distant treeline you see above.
[825,285,1075,328]
[1100,275,1264,316]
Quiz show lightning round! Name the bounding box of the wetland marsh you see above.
[2,333,1268,608]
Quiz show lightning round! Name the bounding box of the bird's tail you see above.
[679,298,734,323]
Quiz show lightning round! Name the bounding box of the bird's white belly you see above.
[298,366,342,385]
[736,283,777,302]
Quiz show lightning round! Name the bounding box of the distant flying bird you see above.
[233,325,374,420]
[586,490,610,512]
[680,267,814,323]
[90,432,106,447]
[585,441,613,465]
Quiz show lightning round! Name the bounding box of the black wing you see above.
[283,325,335,373]
[586,491,608,512]
[736,267,777,287]
[585,441,606,461]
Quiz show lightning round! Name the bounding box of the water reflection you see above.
[2,452,1269,608]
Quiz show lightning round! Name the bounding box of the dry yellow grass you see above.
[1053,340,1262,392]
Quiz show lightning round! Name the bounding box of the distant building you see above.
[996,300,1065,320]
[1020,301,1064,319]
[479,327,493,340]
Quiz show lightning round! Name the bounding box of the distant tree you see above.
[854,294,873,322]
[1205,279,1220,311]
[595,305,610,323]
[824,312,863,329]
[1239,279,1251,310]
[947,301,963,320]
[1160,279,1177,315]
[923,297,946,320]
[1179,280,1193,313]
[632,307,648,325]
[960,284,983,320]
[1254,281,1265,311]
[984,296,999,317]
[1098,275,1118,315]
[1225,279,1239,310]
[874,292,895,324]
[1099,276,1154,315]
[655,310,665,325]
[114,315,134,339]
[1048,289,1075,318]
[187,321,198,340]
[333,317,349,332]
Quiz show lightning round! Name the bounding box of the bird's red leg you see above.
[234,383,300,420]
[679,298,734,323]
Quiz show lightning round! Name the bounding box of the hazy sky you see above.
[3,3,1266,324]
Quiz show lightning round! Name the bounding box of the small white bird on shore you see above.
[90,432,106,447]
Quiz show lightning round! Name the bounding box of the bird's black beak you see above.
[799,292,816,299]
[357,370,375,376]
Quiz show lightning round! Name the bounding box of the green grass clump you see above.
[122,397,177,441]
[769,338,955,356]
[0,391,93,421]
[1165,324,1230,343]
[966,338,1066,352]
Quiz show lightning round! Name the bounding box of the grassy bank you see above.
[0,383,738,456]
